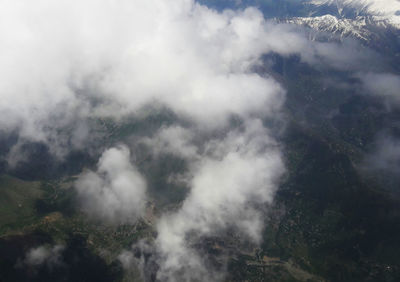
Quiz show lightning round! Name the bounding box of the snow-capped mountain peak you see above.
[286,14,392,42]
[309,0,400,28]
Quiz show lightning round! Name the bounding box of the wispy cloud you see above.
[358,72,400,108]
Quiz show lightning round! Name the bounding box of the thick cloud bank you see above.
[0,0,285,148]
[0,0,371,157]
[76,145,147,223]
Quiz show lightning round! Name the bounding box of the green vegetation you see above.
[0,174,150,282]
[0,175,42,235]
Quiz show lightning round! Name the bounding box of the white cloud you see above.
[23,244,64,267]
[154,119,285,281]
[359,72,400,106]
[140,126,199,160]
[0,0,369,159]
[75,145,147,223]
[0,1,282,141]
[364,135,400,174]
